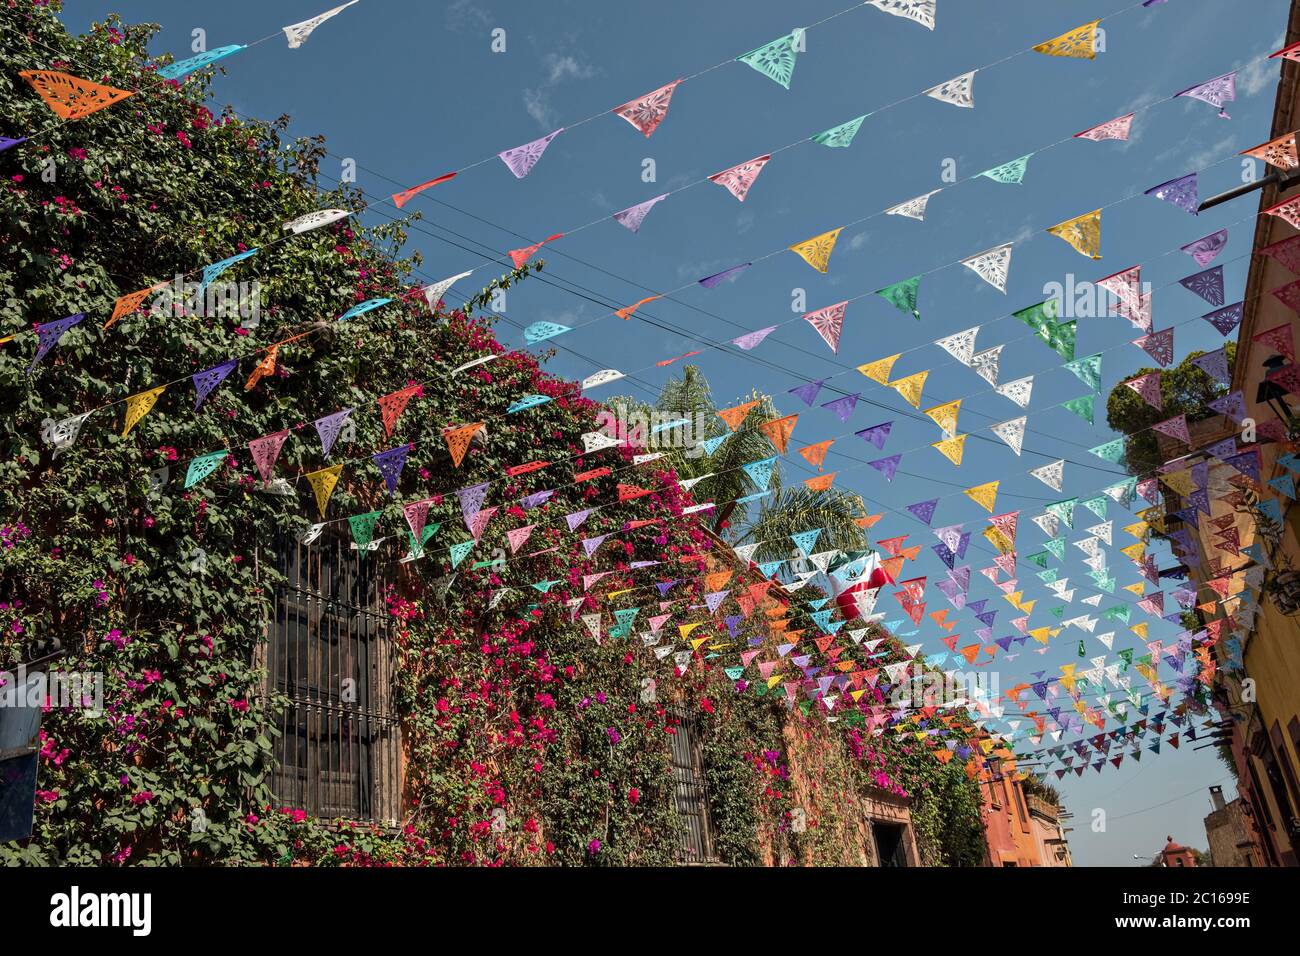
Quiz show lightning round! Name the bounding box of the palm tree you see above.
[609,366,869,569]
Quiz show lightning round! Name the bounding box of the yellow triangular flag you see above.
[1033,20,1100,59]
[679,622,705,640]
[983,525,1015,554]
[789,228,843,273]
[924,399,961,438]
[1047,209,1101,259]
[857,354,900,385]
[1124,521,1150,540]
[122,386,166,437]
[1121,542,1146,563]
[1159,469,1195,497]
[1123,582,1145,596]
[964,480,999,513]
[1131,622,1149,640]
[1019,598,1036,615]
[1029,626,1052,645]
[1004,590,1023,607]
[932,433,967,466]
[889,370,928,408]
[306,464,343,517]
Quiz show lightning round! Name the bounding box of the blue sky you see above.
[66,0,1292,864]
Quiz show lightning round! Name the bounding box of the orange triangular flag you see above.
[104,284,162,329]
[855,513,883,530]
[804,472,836,492]
[758,414,798,454]
[444,422,484,467]
[379,385,421,438]
[245,345,279,391]
[718,400,759,431]
[19,70,134,120]
[1242,131,1299,171]
[798,439,834,470]
[616,295,661,320]
[508,233,563,269]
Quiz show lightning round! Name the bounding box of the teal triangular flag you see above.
[736,33,799,89]
[1091,438,1126,463]
[876,276,921,320]
[790,528,823,554]
[1064,353,1103,391]
[812,114,867,148]
[742,456,778,492]
[758,560,783,578]
[1045,498,1077,529]
[449,539,474,568]
[699,435,729,456]
[1080,496,1109,519]
[980,154,1032,184]
[1044,537,1066,560]
[185,451,226,488]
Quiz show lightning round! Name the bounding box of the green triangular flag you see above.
[1037,568,1059,583]
[736,33,799,89]
[1026,551,1050,568]
[1061,395,1095,424]
[876,275,921,320]
[348,510,383,555]
[1012,299,1057,335]
[979,154,1032,184]
[812,114,867,148]
[1090,438,1126,463]
[185,451,226,489]
[1050,605,1065,619]
[1064,353,1103,391]
[1049,320,1077,361]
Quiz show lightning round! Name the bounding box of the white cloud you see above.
[522,52,598,129]
[1236,55,1279,99]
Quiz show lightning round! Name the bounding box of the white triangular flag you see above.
[960,243,1013,293]
[926,70,976,108]
[424,270,474,311]
[283,1,359,49]
[935,326,980,365]
[990,417,1026,456]
[885,189,941,221]
[1029,459,1065,492]
[994,375,1033,408]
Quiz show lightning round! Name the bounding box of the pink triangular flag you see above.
[249,430,290,485]
[803,301,848,353]
[613,79,682,137]
[507,524,536,554]
[708,154,771,202]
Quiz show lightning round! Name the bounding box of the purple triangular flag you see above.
[458,481,490,531]
[821,393,859,423]
[788,380,826,407]
[0,136,27,152]
[906,498,939,526]
[314,408,353,458]
[520,489,554,509]
[1178,265,1224,305]
[192,359,239,409]
[1175,72,1235,118]
[499,129,563,179]
[373,444,411,495]
[566,509,592,531]
[855,421,893,450]
[1180,229,1227,267]
[28,313,85,374]
[731,326,776,350]
[1202,437,1236,460]
[932,542,958,569]
[656,580,679,597]
[1145,173,1198,215]
[1134,327,1175,366]
[1152,414,1191,445]
[1202,301,1243,335]
[868,454,901,482]
[612,194,667,233]
[698,263,751,288]
[1208,390,1246,423]
[1191,347,1231,384]
[582,534,609,556]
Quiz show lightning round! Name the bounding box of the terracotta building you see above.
[1204,785,1261,866]
[1188,0,1300,867]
